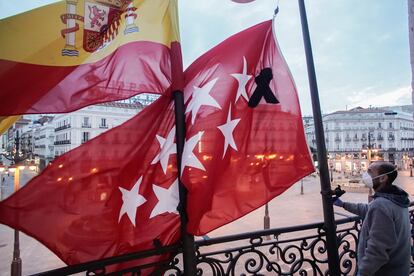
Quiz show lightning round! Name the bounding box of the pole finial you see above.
[274,0,280,18]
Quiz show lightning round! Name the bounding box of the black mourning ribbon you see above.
[248,68,279,108]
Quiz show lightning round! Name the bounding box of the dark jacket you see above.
[343,185,411,276]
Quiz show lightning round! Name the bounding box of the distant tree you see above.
[409,0,414,119]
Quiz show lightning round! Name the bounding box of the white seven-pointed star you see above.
[151,126,177,174]
[217,106,241,158]
[231,56,252,103]
[181,131,206,175]
[186,78,222,124]
[118,176,147,227]
[150,178,180,218]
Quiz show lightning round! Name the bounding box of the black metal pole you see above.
[11,131,22,276]
[173,91,197,275]
[297,0,340,275]
[11,229,21,276]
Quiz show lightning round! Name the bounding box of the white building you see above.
[33,121,55,169]
[53,102,142,157]
[305,106,414,170]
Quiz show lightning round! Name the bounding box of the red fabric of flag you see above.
[0,95,180,270]
[181,20,314,235]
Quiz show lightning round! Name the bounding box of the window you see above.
[378,122,382,128]
[82,132,90,143]
[83,117,90,127]
[389,122,393,129]
[101,118,107,127]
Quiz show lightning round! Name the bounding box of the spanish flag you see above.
[0,0,181,115]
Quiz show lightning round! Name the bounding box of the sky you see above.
[0,0,411,115]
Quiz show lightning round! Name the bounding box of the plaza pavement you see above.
[0,170,412,275]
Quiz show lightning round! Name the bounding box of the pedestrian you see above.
[334,161,411,276]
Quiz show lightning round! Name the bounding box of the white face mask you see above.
[362,172,373,188]
[362,169,397,189]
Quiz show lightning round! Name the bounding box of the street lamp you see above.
[8,162,26,276]
[330,165,333,182]
[365,131,376,202]
[0,163,5,200]
[1,130,36,276]
[8,163,23,276]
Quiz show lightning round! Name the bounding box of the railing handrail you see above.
[195,215,360,247]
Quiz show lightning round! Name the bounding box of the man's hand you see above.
[332,197,344,207]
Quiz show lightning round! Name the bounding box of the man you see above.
[334,161,411,276]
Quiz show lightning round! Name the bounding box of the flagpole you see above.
[297,0,340,274]
[170,39,197,274]
[173,91,197,275]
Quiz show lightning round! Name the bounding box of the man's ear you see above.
[379,174,388,184]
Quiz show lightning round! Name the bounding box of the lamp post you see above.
[0,163,5,200]
[1,128,37,276]
[330,165,333,182]
[9,163,23,276]
[300,179,304,195]
[367,131,373,202]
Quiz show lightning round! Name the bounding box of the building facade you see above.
[305,106,414,171]
[53,102,142,157]
[33,121,55,169]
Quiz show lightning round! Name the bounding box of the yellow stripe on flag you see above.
[0,116,21,135]
[0,0,180,66]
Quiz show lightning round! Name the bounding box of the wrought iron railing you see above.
[189,216,360,276]
[32,205,414,276]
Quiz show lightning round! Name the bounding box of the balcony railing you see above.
[82,124,92,128]
[99,125,109,129]
[54,140,71,145]
[22,205,414,276]
[55,124,71,132]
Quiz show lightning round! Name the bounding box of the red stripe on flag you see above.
[0,41,178,115]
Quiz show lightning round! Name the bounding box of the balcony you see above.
[99,125,109,129]
[35,204,414,275]
[82,124,92,128]
[388,136,395,141]
[377,136,384,141]
[54,140,71,145]
[345,138,351,142]
[334,138,341,142]
[352,137,358,141]
[55,124,71,132]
